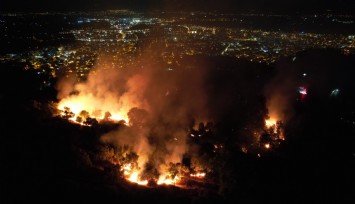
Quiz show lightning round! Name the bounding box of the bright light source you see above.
[330,89,340,96]
[298,86,307,95]
[265,119,277,128]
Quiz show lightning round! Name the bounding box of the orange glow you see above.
[121,164,149,186]
[265,117,279,134]
[190,172,206,178]
[122,163,133,176]
[264,143,270,149]
[128,172,148,185]
[57,95,129,125]
[123,171,181,186]
[56,70,149,126]
[120,163,182,186]
[265,118,277,128]
[157,174,180,185]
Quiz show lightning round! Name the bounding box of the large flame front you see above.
[55,69,149,125]
[57,94,130,125]
[157,174,180,185]
[120,163,184,186]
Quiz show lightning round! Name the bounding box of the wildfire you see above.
[119,160,208,187]
[57,96,130,125]
[121,164,148,185]
[128,172,148,185]
[157,174,180,185]
[190,172,206,178]
[122,163,133,176]
[265,118,277,128]
[265,117,280,134]
[55,70,147,126]
[124,171,181,186]
[120,163,182,186]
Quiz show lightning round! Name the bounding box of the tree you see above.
[76,116,83,123]
[62,107,74,119]
[115,145,139,173]
[79,110,89,120]
[84,117,98,126]
[140,161,159,181]
[104,111,112,121]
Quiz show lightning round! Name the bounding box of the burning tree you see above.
[127,107,149,127]
[259,119,284,152]
[61,106,74,119]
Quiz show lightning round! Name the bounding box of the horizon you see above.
[1,0,355,14]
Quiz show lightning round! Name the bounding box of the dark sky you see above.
[1,0,354,13]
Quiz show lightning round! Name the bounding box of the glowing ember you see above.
[190,172,206,178]
[264,143,270,149]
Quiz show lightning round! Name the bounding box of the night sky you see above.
[1,0,355,13]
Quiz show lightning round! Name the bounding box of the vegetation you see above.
[1,50,354,203]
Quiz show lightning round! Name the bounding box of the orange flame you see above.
[57,95,130,125]
[265,118,277,128]
[190,172,206,178]
[157,174,180,185]
[128,172,148,185]
[120,163,185,186]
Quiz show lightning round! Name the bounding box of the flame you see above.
[122,163,133,176]
[128,172,148,185]
[157,174,180,185]
[265,118,277,128]
[121,164,148,185]
[120,163,184,186]
[190,172,206,178]
[57,95,129,125]
[264,143,270,149]
[124,172,180,186]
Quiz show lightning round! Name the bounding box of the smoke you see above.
[56,74,76,100]
[56,53,211,178]
[264,59,300,122]
[101,125,152,168]
[56,65,151,122]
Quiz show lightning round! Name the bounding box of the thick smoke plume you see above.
[56,59,210,179]
[57,67,151,122]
